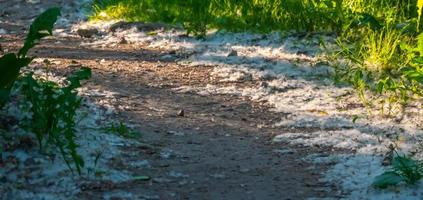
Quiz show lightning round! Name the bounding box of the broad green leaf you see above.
[0,54,19,89]
[18,7,61,58]
[373,171,406,188]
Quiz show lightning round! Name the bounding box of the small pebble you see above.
[177,109,185,117]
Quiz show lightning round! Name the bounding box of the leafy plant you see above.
[18,67,92,175]
[0,7,92,175]
[0,7,61,108]
[373,151,423,189]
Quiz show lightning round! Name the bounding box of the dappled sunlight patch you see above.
[273,130,386,151]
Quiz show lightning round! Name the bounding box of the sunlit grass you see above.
[91,0,343,33]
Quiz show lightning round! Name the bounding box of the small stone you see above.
[177,109,184,117]
[119,37,128,44]
[227,50,238,57]
[77,28,99,38]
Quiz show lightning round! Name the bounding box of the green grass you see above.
[91,0,343,35]
[90,0,420,34]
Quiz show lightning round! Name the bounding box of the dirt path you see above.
[3,24,339,200]
[82,56,340,199]
[0,0,345,199]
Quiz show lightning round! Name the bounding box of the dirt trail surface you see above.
[1,0,422,200]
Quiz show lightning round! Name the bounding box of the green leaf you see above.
[389,154,423,184]
[373,171,406,188]
[0,53,32,89]
[18,7,61,58]
[401,66,423,84]
[352,115,359,123]
[376,79,386,94]
[0,53,32,107]
[66,67,92,90]
[393,155,416,169]
[358,13,382,30]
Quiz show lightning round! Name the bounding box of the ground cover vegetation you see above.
[91,0,423,188]
[0,8,90,175]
